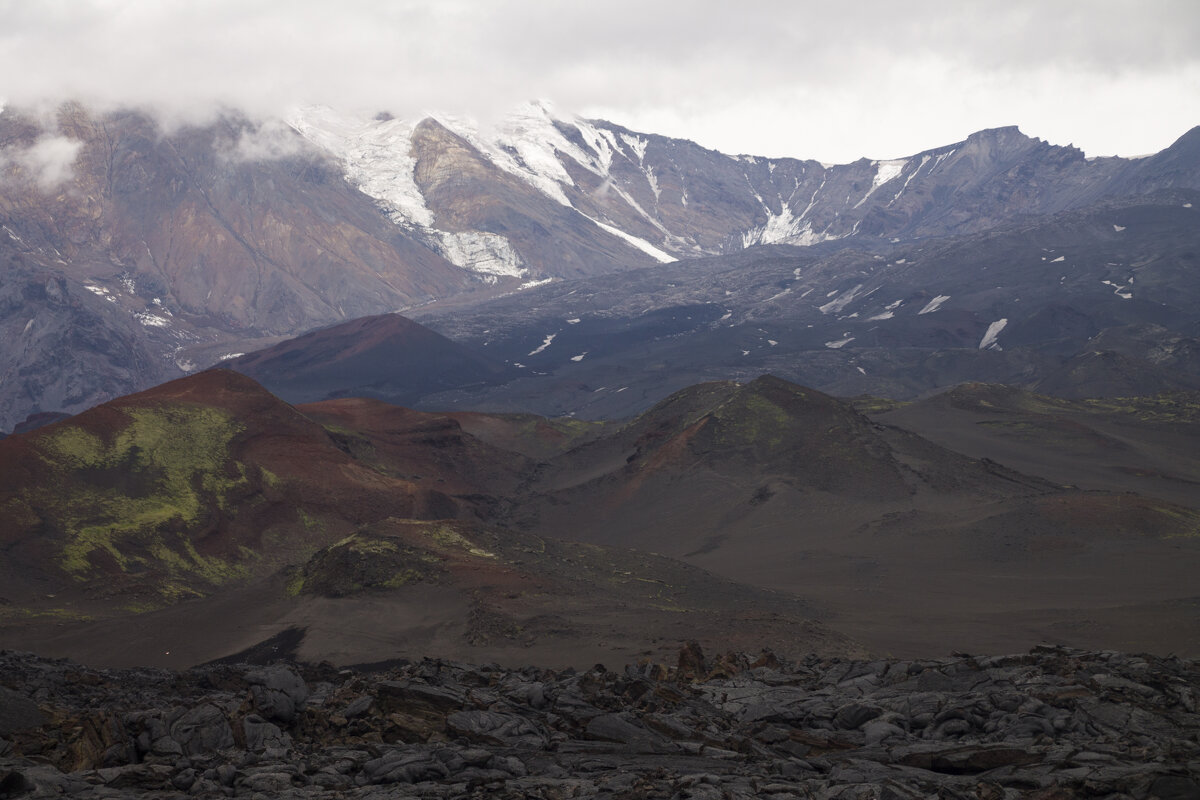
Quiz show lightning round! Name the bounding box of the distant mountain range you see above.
[1,100,1198,430]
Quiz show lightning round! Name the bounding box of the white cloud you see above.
[1,134,83,189]
[0,0,1196,163]
[219,118,308,163]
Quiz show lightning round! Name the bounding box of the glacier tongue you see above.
[289,106,434,229]
[289,106,528,279]
[437,231,527,279]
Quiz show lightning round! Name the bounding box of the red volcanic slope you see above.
[227,313,508,405]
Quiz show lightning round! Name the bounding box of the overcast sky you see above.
[1,0,1197,163]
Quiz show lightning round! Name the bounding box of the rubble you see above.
[1,644,1198,798]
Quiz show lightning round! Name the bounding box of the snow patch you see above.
[644,166,661,201]
[853,159,906,209]
[570,353,587,362]
[1113,224,1126,232]
[918,295,951,315]
[824,336,855,349]
[1051,255,1066,263]
[741,200,841,248]
[620,133,649,163]
[134,312,170,328]
[819,284,865,315]
[1101,280,1133,300]
[866,311,894,321]
[890,154,929,204]
[528,333,557,356]
[566,318,581,324]
[582,213,674,262]
[978,318,1008,350]
[217,352,245,361]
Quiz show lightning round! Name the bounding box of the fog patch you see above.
[218,118,308,163]
[1,134,83,190]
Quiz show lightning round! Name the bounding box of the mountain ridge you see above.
[1,100,1198,430]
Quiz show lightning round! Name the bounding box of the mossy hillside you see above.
[943,383,1076,415]
[686,379,909,498]
[418,522,497,558]
[287,530,443,598]
[33,404,254,589]
[851,396,911,415]
[1081,392,1200,424]
[709,392,793,450]
[943,385,1200,424]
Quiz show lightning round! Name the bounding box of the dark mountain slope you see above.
[510,375,1200,657]
[413,189,1200,415]
[226,312,511,406]
[874,383,1200,508]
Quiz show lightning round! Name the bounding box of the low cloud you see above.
[218,118,309,163]
[0,1,1196,163]
[1,134,83,190]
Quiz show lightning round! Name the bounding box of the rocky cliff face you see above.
[0,104,472,430]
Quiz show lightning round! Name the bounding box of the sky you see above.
[1,0,1198,164]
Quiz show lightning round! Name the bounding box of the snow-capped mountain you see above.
[0,99,1197,431]
[289,102,1200,283]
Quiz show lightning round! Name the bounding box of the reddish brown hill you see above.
[0,370,448,611]
[296,397,533,499]
[227,312,510,405]
[0,371,861,668]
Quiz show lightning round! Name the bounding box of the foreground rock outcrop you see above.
[1,644,1198,798]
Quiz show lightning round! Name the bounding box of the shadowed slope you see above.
[516,375,1200,657]
[227,313,511,406]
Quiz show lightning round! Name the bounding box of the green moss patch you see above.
[34,404,252,587]
[287,530,442,598]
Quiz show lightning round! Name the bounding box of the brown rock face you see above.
[410,118,651,279]
[0,104,474,430]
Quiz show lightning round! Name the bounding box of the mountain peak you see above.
[963,125,1035,146]
[1161,125,1200,157]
